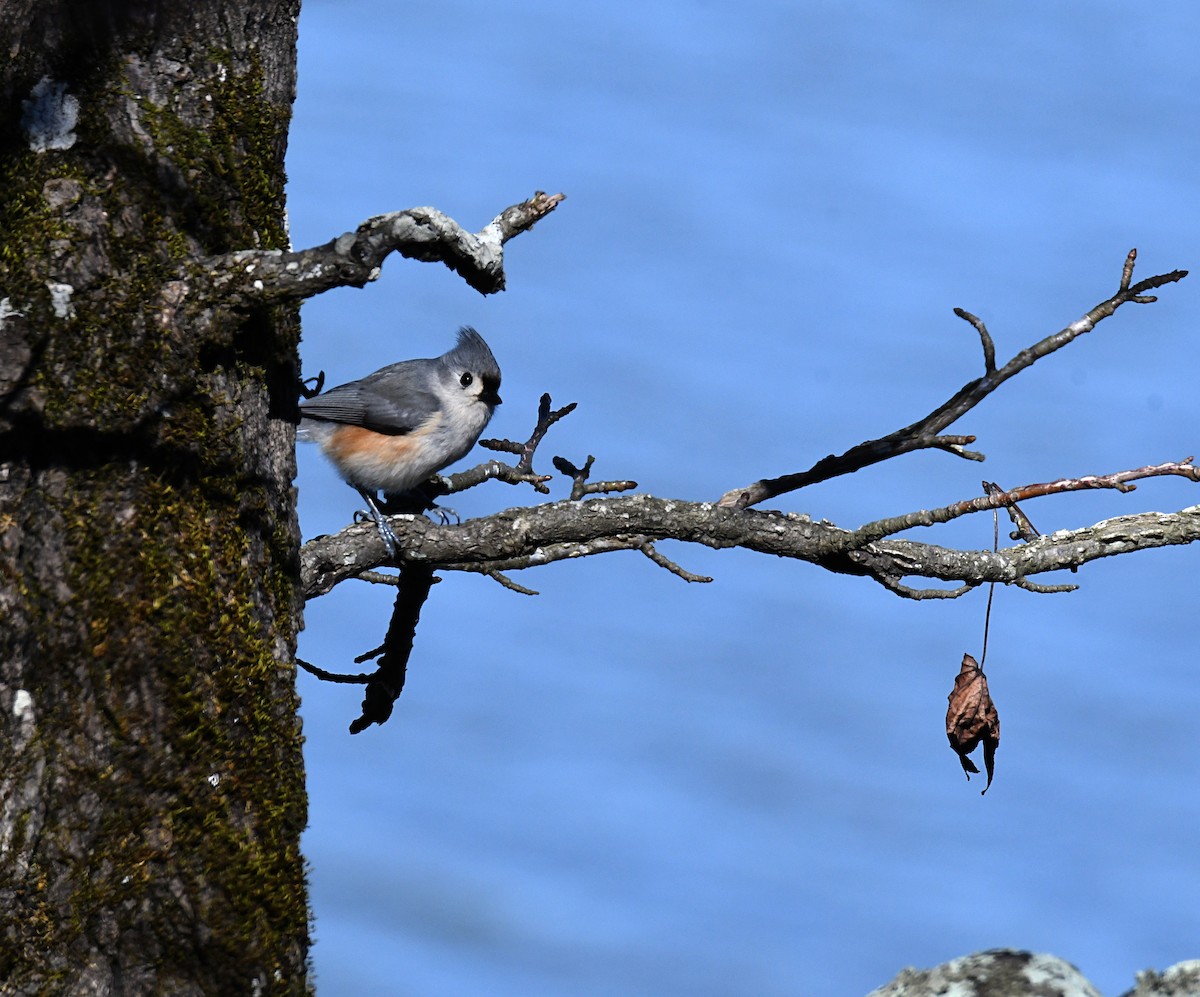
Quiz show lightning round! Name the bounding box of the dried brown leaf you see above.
[946,652,1000,795]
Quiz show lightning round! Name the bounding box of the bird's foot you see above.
[355,491,400,559]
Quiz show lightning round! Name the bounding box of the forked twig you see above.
[552,454,638,500]
[718,250,1188,509]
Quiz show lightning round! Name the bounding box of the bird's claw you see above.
[355,491,400,559]
[372,516,400,558]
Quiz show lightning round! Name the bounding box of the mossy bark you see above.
[0,3,309,993]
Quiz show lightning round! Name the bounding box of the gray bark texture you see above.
[0,1,309,993]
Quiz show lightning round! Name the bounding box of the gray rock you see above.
[867,949,1102,997]
[869,950,1200,997]
[1120,960,1200,997]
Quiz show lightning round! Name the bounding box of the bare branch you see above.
[849,459,1200,545]
[354,569,403,587]
[295,658,372,684]
[639,542,714,583]
[485,571,540,596]
[718,250,1188,509]
[1014,578,1079,594]
[874,577,979,601]
[348,564,436,734]
[439,534,651,578]
[552,455,638,500]
[292,251,1195,618]
[1002,508,1200,579]
[353,644,387,664]
[408,393,588,503]
[924,434,985,461]
[184,191,565,305]
[300,494,1200,601]
[953,307,996,374]
[455,392,579,496]
[429,460,553,497]
[481,393,579,474]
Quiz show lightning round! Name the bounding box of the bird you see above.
[298,326,502,555]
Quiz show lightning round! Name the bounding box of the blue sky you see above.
[287,3,1200,994]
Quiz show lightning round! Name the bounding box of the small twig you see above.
[296,658,371,684]
[431,459,553,496]
[718,250,1188,509]
[353,644,386,664]
[874,576,980,600]
[554,455,594,500]
[354,570,402,587]
[639,542,714,583]
[486,571,539,595]
[1119,247,1184,300]
[552,454,638,500]
[953,307,997,374]
[472,392,579,493]
[1014,577,1079,594]
[1119,248,1138,291]
[520,396,578,473]
[849,459,1200,546]
[922,434,984,461]
[478,393,579,473]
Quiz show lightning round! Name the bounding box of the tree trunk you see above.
[0,2,309,992]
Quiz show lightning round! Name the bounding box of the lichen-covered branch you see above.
[182,191,565,306]
[717,250,1188,509]
[300,491,1200,601]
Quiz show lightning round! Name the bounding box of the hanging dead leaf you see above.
[946,652,1000,795]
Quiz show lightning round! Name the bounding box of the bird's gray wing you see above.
[300,362,441,436]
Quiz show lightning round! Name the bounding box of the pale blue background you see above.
[287,3,1199,994]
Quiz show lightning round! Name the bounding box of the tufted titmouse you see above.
[299,326,502,554]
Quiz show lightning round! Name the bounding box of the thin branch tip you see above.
[296,658,371,685]
[640,542,714,583]
[1119,248,1138,291]
[722,249,1187,509]
[953,307,996,373]
[493,191,567,242]
[486,571,540,596]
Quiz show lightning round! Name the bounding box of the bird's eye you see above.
[459,372,473,387]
